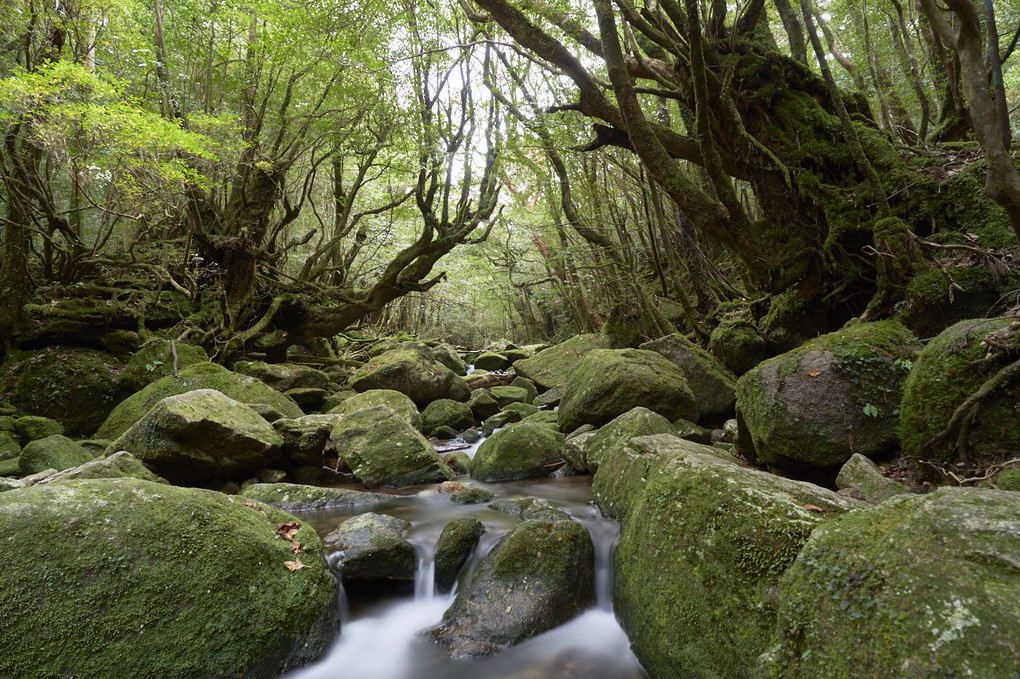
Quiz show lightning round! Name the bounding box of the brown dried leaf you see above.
[243,501,263,510]
[290,540,304,555]
[807,370,821,377]
[804,504,824,512]
[284,559,307,572]
[276,521,301,541]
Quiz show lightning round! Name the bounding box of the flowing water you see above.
[285,434,646,679]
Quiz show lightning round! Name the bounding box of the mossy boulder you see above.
[581,407,675,474]
[467,388,500,421]
[0,478,337,678]
[450,485,494,504]
[19,435,93,475]
[328,388,421,429]
[39,451,165,485]
[329,405,453,488]
[14,415,64,442]
[490,385,530,407]
[761,488,1020,677]
[474,352,510,371]
[900,317,1020,469]
[511,334,612,391]
[95,362,302,440]
[521,410,559,429]
[3,347,127,436]
[899,266,1012,338]
[558,349,698,433]
[835,453,910,503]
[111,389,284,484]
[592,434,860,677]
[561,430,596,472]
[470,422,565,482]
[119,339,209,392]
[421,399,474,435]
[736,320,920,469]
[233,360,331,393]
[709,319,768,376]
[273,414,342,467]
[640,334,737,420]
[349,343,470,406]
[0,431,19,460]
[501,401,539,420]
[430,517,595,657]
[509,376,538,404]
[533,384,562,408]
[480,409,524,436]
[432,344,468,375]
[434,515,485,591]
[323,513,415,582]
[444,451,472,475]
[239,482,390,512]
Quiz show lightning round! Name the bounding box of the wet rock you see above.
[736,320,920,469]
[110,389,284,484]
[461,428,482,444]
[324,513,415,582]
[240,482,390,511]
[593,434,860,677]
[96,362,302,440]
[421,399,474,435]
[471,422,565,482]
[762,488,1020,677]
[19,435,93,475]
[467,389,501,421]
[489,496,570,522]
[434,516,485,591]
[328,389,421,429]
[431,517,595,657]
[39,451,165,485]
[273,414,343,467]
[834,453,910,503]
[0,479,337,677]
[511,334,612,391]
[443,451,471,475]
[349,343,470,406]
[558,349,697,433]
[640,333,737,420]
[329,405,452,488]
[451,486,495,504]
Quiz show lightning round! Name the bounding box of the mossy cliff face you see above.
[899,317,1020,468]
[558,348,698,433]
[0,478,337,678]
[511,334,612,391]
[761,488,1020,677]
[96,362,302,440]
[593,434,860,678]
[736,320,919,468]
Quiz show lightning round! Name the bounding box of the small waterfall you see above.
[326,552,352,624]
[566,503,621,611]
[413,540,436,601]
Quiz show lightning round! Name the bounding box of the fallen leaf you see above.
[804,504,824,512]
[284,559,307,572]
[290,541,304,555]
[243,501,262,510]
[276,521,301,541]
[807,370,821,377]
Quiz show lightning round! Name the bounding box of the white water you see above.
[286,476,646,679]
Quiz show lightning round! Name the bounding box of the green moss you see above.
[470,422,565,482]
[120,339,209,392]
[582,407,674,474]
[512,334,612,391]
[0,479,337,678]
[420,399,474,435]
[899,317,1020,466]
[350,343,466,406]
[19,435,93,475]
[329,389,421,429]
[709,319,768,376]
[899,266,1013,337]
[95,362,302,440]
[490,519,590,580]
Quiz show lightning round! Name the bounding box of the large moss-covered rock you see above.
[39,451,165,485]
[273,414,343,467]
[421,399,474,435]
[349,343,470,406]
[432,344,468,376]
[111,389,284,484]
[762,488,1020,677]
[233,360,331,393]
[14,415,63,442]
[323,513,415,582]
[0,431,19,460]
[835,453,910,503]
[329,405,453,488]
[19,435,93,475]
[709,319,768,376]
[593,434,860,677]
[900,317,1020,468]
[474,352,510,371]
[640,334,737,420]
[3,347,127,436]
[434,515,485,591]
[431,517,595,657]
[119,339,209,392]
[328,388,421,429]
[558,349,697,433]
[580,407,674,474]
[239,483,390,511]
[490,385,530,407]
[899,266,1011,338]
[0,479,337,678]
[736,320,919,468]
[467,388,500,421]
[511,334,612,391]
[96,362,302,440]
[470,422,565,482]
